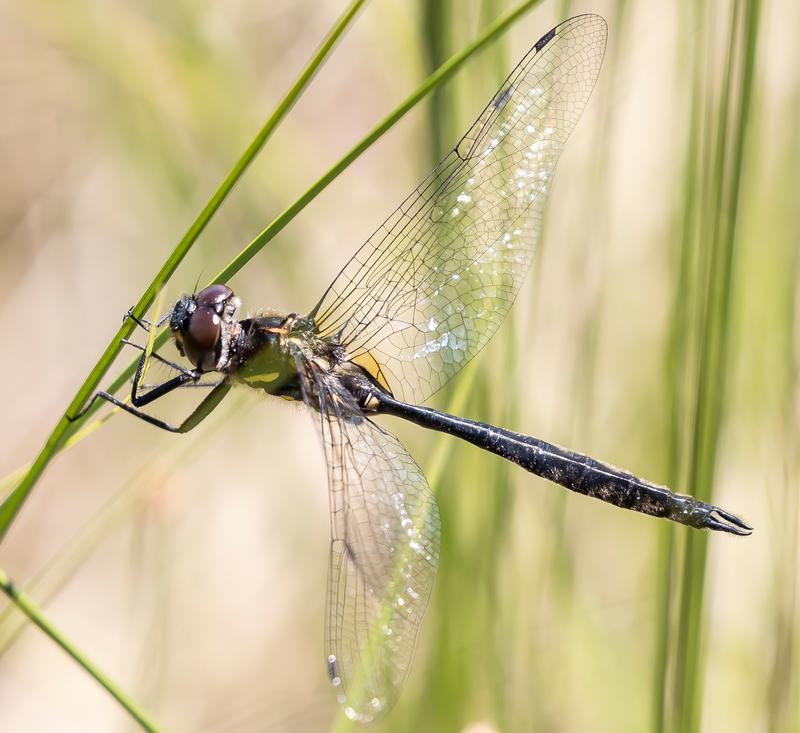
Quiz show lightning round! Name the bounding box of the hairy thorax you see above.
[219,309,389,414]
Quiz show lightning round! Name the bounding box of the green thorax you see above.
[235,341,296,393]
[231,314,299,395]
[232,313,320,396]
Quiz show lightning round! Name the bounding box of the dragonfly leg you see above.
[124,307,172,332]
[68,378,231,433]
[106,381,229,432]
[67,346,231,433]
[120,338,195,376]
[125,347,202,407]
[71,389,189,432]
[67,348,197,425]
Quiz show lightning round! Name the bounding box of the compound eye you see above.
[196,284,233,309]
[187,306,221,352]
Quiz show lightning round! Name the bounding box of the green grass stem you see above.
[0,0,541,544]
[652,2,705,729]
[672,2,762,731]
[0,568,167,733]
[0,0,368,543]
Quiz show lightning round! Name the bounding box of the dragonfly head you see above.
[170,284,241,372]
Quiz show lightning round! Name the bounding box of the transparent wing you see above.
[310,14,607,403]
[298,360,440,722]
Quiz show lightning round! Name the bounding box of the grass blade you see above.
[0,0,543,543]
[652,2,705,728]
[211,0,544,286]
[671,2,762,731]
[0,568,166,733]
[0,0,368,542]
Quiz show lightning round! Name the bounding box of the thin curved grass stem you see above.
[213,0,543,287]
[0,568,167,733]
[0,0,368,543]
[0,0,542,544]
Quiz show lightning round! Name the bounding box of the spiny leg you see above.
[124,307,172,333]
[67,341,230,433]
[120,339,196,377]
[68,376,231,433]
[68,347,196,425]
[120,339,222,390]
[91,381,231,433]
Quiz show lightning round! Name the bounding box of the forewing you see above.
[311,15,607,402]
[298,362,440,722]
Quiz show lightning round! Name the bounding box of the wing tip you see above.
[556,13,609,46]
[326,654,393,724]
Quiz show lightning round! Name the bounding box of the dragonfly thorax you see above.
[231,312,307,395]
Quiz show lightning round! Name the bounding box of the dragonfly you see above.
[72,14,751,723]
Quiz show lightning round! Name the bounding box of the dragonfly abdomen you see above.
[374,394,751,535]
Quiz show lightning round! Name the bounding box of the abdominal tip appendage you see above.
[701,507,753,536]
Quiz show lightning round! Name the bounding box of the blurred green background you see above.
[0,0,797,731]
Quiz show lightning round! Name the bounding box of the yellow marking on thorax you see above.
[241,371,282,385]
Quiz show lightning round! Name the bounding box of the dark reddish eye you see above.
[196,284,233,309]
[187,307,221,351]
